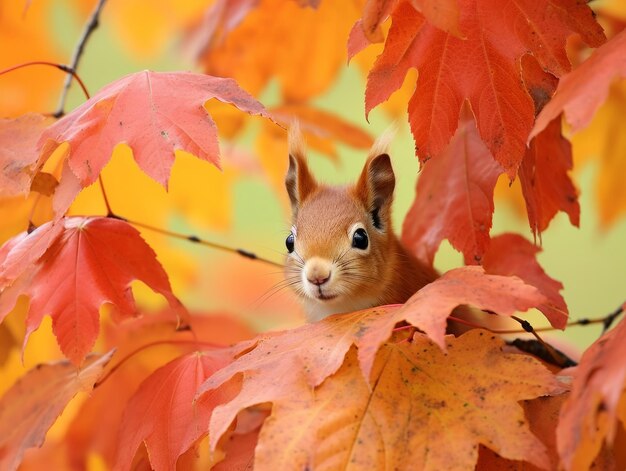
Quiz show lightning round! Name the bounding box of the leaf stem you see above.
[54,0,107,117]
[0,61,90,103]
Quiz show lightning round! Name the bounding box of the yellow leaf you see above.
[196,0,363,101]
[571,80,626,227]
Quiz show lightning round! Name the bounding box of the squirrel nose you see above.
[308,273,330,286]
[304,258,332,286]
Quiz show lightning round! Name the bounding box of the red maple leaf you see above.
[38,71,270,193]
[520,118,580,236]
[482,233,568,329]
[402,106,502,265]
[115,349,238,471]
[365,0,604,176]
[532,28,626,138]
[0,217,182,365]
[64,312,253,468]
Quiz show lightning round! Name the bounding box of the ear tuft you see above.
[285,122,316,217]
[368,123,397,159]
[288,120,307,161]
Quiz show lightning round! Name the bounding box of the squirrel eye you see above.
[352,228,369,250]
[286,233,295,253]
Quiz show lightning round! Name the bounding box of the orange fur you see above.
[284,126,439,322]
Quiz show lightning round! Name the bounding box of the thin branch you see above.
[98,175,113,215]
[482,304,626,335]
[119,217,284,268]
[54,0,107,117]
[510,315,567,367]
[601,304,624,333]
[0,61,90,101]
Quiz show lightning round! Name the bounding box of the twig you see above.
[482,304,626,335]
[54,0,107,117]
[98,175,113,215]
[601,304,624,333]
[117,217,284,268]
[0,61,90,101]
[510,315,565,366]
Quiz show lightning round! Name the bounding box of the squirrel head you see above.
[284,125,397,322]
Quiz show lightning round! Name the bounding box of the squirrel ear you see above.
[285,123,316,217]
[356,153,396,229]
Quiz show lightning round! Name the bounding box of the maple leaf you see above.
[532,28,626,139]
[190,0,361,102]
[0,114,48,198]
[520,118,579,236]
[64,312,253,469]
[365,0,604,176]
[401,106,502,265]
[115,349,238,471]
[476,394,619,470]
[212,427,257,471]
[198,266,545,449]
[356,0,461,43]
[482,234,569,329]
[212,408,268,471]
[0,350,114,471]
[557,308,626,470]
[38,71,270,193]
[203,331,559,470]
[0,217,182,365]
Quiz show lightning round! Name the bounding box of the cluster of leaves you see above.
[0,0,626,470]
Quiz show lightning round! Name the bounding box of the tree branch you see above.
[117,217,284,268]
[54,0,107,117]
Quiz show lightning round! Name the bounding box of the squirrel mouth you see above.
[316,289,338,301]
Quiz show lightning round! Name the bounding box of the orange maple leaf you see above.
[0,351,114,471]
[190,0,361,102]
[557,308,626,470]
[203,332,559,470]
[365,0,604,176]
[198,266,546,453]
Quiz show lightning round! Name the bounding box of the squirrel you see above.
[284,125,441,323]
